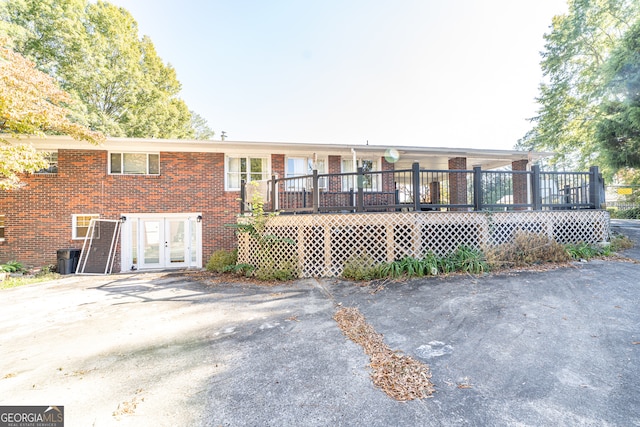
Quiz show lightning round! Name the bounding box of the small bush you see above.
[254,262,297,281]
[224,263,255,277]
[384,255,440,278]
[0,261,24,273]
[449,246,488,274]
[485,232,571,268]
[343,247,488,281]
[435,246,487,274]
[565,242,602,259]
[564,241,621,260]
[206,249,238,273]
[342,253,380,281]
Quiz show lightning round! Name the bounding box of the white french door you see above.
[121,214,202,271]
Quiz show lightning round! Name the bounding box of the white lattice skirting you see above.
[237,210,610,278]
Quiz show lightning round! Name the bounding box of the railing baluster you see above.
[473,166,482,211]
[242,163,601,214]
[412,162,420,211]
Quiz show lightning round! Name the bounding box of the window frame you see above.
[34,151,58,174]
[285,156,327,191]
[341,158,380,191]
[0,215,5,241]
[72,214,100,240]
[109,152,160,175]
[224,155,270,191]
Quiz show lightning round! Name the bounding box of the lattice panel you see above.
[237,210,610,277]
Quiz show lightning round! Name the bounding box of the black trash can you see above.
[57,249,81,275]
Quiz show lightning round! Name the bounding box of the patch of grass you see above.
[565,241,613,260]
[343,247,488,281]
[0,272,61,290]
[444,246,488,274]
[610,233,634,252]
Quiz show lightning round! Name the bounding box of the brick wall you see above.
[448,157,468,210]
[512,159,529,208]
[0,149,239,268]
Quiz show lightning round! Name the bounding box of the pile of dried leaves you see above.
[334,306,434,401]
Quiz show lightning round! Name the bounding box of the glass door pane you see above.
[190,219,197,264]
[167,219,186,264]
[131,220,138,266]
[142,220,162,266]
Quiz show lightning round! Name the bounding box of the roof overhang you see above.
[3,135,553,170]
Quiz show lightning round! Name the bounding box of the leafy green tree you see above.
[519,0,640,175]
[596,19,640,169]
[1,0,196,139]
[190,111,216,140]
[0,41,104,189]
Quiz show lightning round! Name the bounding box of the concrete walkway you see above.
[1,222,639,426]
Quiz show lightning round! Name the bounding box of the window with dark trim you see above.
[109,153,160,175]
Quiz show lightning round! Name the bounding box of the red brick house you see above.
[0,135,542,273]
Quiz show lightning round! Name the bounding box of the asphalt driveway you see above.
[1,221,639,426]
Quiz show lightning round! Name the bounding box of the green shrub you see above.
[343,247,489,281]
[206,249,238,273]
[384,254,439,278]
[436,246,487,274]
[254,262,296,281]
[452,246,488,274]
[565,241,616,260]
[224,263,255,276]
[0,261,24,273]
[342,253,380,281]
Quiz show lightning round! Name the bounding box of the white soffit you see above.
[6,135,551,169]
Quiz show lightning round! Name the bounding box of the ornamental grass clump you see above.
[484,231,570,269]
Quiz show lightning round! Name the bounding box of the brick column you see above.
[381,156,395,193]
[327,155,342,192]
[429,181,441,205]
[327,155,342,207]
[448,157,467,210]
[512,159,528,209]
[271,154,285,178]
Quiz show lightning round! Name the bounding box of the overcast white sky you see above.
[109,0,568,150]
